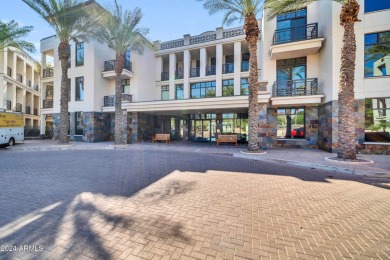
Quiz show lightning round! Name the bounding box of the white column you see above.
[40,113,46,135]
[21,89,26,113]
[183,50,191,99]
[200,48,207,78]
[169,53,176,100]
[41,54,46,77]
[216,44,223,97]
[12,85,17,110]
[156,56,162,81]
[234,41,241,96]
[12,52,17,78]
[31,94,35,115]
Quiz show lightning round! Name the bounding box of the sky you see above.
[0,0,247,60]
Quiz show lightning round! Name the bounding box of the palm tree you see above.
[265,0,361,160]
[91,0,149,144]
[22,0,97,144]
[0,20,35,53]
[199,0,262,151]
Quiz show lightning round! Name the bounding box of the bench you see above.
[217,134,237,146]
[152,134,170,144]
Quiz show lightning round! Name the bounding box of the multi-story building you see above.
[0,47,41,137]
[39,0,390,153]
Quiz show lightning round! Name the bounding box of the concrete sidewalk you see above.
[5,139,390,177]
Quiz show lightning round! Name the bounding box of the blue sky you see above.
[1,0,247,60]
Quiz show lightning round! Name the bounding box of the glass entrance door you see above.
[193,119,212,141]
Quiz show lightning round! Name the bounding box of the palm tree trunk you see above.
[114,53,124,144]
[337,1,360,160]
[58,41,70,144]
[245,14,260,151]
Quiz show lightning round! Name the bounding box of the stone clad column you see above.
[200,48,207,78]
[216,44,223,97]
[234,41,241,96]
[183,50,191,99]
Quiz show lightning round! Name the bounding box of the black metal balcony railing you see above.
[103,94,132,107]
[25,126,40,138]
[16,73,23,83]
[33,84,39,91]
[26,79,32,88]
[222,63,234,74]
[272,78,318,97]
[206,65,216,76]
[161,72,169,81]
[25,106,31,114]
[15,103,22,112]
[43,99,53,109]
[104,60,132,72]
[241,61,249,72]
[273,23,319,45]
[6,100,11,110]
[34,108,38,115]
[190,67,200,78]
[7,67,12,77]
[43,68,54,78]
[175,70,184,79]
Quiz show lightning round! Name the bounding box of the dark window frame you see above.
[161,85,169,100]
[190,81,216,99]
[276,107,306,139]
[365,1,390,13]
[364,31,390,78]
[75,76,84,101]
[222,79,234,97]
[240,78,249,95]
[175,84,184,100]
[75,42,84,66]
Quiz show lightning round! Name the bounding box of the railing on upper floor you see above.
[222,63,234,74]
[175,70,184,80]
[25,106,31,114]
[206,65,216,76]
[241,61,249,72]
[43,68,54,78]
[161,72,169,81]
[104,60,132,72]
[43,99,53,109]
[103,94,132,107]
[33,84,39,91]
[190,32,217,45]
[190,67,200,78]
[6,100,12,110]
[273,23,319,45]
[26,79,32,88]
[16,74,23,83]
[272,78,319,97]
[34,108,38,115]
[7,67,12,77]
[15,103,22,112]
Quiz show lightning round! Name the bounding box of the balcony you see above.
[102,60,133,79]
[269,23,323,60]
[34,108,38,115]
[7,67,12,77]
[271,78,323,106]
[33,84,39,92]
[161,72,169,81]
[43,99,53,109]
[175,70,184,80]
[15,103,22,112]
[25,106,31,114]
[190,67,200,78]
[26,79,32,88]
[6,100,11,110]
[206,65,216,76]
[43,68,54,78]
[103,94,132,107]
[222,63,234,74]
[241,61,249,72]
[16,73,23,83]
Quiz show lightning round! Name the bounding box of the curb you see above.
[233,153,390,178]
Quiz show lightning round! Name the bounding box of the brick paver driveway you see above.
[0,148,389,260]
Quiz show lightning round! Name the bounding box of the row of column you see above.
[2,84,39,113]
[2,49,39,86]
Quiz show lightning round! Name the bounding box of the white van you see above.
[0,110,24,148]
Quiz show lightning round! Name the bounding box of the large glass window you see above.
[276,57,307,96]
[364,31,390,77]
[75,77,84,101]
[76,42,84,66]
[277,108,305,139]
[190,81,216,99]
[365,1,390,13]
[240,78,249,95]
[222,79,234,96]
[221,113,248,142]
[276,9,307,43]
[365,98,390,142]
[175,84,184,100]
[161,86,169,100]
[75,112,83,135]
[121,79,130,94]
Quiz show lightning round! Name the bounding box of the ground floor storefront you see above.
[42,98,390,154]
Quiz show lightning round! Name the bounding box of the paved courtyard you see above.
[0,148,389,260]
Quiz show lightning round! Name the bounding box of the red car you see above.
[291,127,305,138]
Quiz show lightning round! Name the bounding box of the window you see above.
[121,79,130,94]
[68,79,71,102]
[75,77,84,101]
[76,42,84,66]
[276,57,307,96]
[365,98,390,142]
[276,9,307,43]
[240,78,249,95]
[364,31,390,77]
[75,112,83,135]
[222,79,234,96]
[161,86,169,100]
[175,84,184,100]
[190,81,216,99]
[221,113,249,142]
[277,108,305,139]
[365,1,390,13]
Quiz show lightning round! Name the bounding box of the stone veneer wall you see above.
[258,104,277,148]
[83,112,112,143]
[358,144,390,155]
[318,100,365,153]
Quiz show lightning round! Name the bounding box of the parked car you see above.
[291,127,304,138]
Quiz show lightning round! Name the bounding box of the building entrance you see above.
[190,114,217,142]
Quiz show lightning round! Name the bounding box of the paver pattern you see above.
[0,148,389,260]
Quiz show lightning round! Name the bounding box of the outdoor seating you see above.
[152,134,170,144]
[217,134,237,146]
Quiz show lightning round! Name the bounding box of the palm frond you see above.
[0,20,36,53]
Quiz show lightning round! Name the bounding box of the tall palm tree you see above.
[199,0,262,151]
[22,0,97,144]
[265,0,361,160]
[0,20,35,53]
[91,0,149,144]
